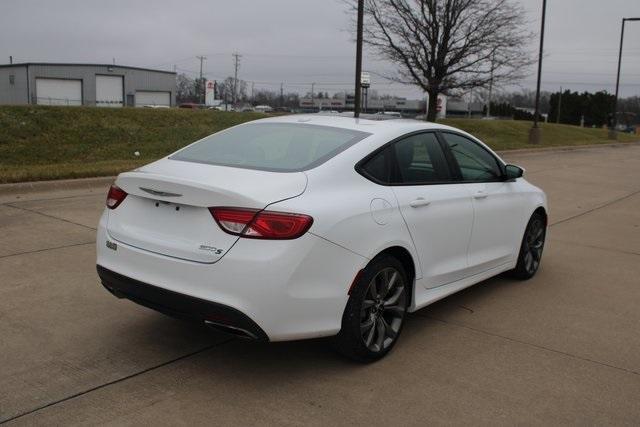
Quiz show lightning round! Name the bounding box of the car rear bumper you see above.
[96,210,368,341]
[97,265,269,341]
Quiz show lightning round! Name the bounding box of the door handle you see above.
[409,197,431,208]
[473,190,488,199]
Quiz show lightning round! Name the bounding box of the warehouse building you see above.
[0,63,176,107]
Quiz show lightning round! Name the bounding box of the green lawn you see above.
[440,118,637,150]
[0,106,636,183]
[0,106,265,183]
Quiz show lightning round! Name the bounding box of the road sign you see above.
[205,80,216,106]
[360,72,370,88]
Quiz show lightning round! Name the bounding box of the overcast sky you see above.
[1,0,639,98]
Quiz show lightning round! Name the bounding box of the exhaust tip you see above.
[204,320,259,340]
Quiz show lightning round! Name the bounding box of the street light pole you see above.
[611,17,640,140]
[529,0,547,144]
[354,0,364,118]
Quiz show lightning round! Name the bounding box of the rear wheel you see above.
[334,256,409,362]
[510,212,546,280]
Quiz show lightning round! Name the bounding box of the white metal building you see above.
[0,63,176,107]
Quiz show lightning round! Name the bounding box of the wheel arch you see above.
[371,245,417,307]
[532,205,548,227]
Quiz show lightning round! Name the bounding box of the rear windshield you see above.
[170,122,371,172]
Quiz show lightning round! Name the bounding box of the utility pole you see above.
[487,52,495,118]
[280,82,284,108]
[251,81,255,104]
[611,17,640,139]
[529,0,547,144]
[232,53,241,106]
[354,0,364,118]
[556,87,562,124]
[196,55,206,105]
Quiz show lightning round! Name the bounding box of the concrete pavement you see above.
[1,144,639,425]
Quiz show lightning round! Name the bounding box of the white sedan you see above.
[97,115,547,361]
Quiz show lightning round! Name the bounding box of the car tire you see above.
[334,255,409,362]
[510,211,546,280]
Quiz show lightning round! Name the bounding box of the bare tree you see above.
[348,0,532,120]
[217,77,248,104]
[176,73,198,104]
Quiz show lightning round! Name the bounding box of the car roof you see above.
[253,114,461,136]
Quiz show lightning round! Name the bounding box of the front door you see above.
[388,132,474,288]
[440,132,522,274]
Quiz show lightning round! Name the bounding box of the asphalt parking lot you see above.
[1,143,640,425]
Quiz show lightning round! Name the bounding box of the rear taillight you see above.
[209,207,313,240]
[106,185,127,210]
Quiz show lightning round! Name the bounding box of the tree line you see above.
[176,74,300,109]
[491,91,639,127]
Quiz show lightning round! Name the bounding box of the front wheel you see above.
[510,212,546,280]
[334,255,409,362]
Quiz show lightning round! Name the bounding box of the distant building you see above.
[0,62,176,107]
[299,94,425,115]
[299,93,487,118]
[445,97,484,117]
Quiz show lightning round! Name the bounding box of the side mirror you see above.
[505,164,524,180]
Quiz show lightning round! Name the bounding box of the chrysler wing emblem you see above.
[139,187,183,197]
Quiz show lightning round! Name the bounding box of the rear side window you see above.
[360,146,393,183]
[171,123,370,172]
[441,133,503,181]
[359,132,451,185]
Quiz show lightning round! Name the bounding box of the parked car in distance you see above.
[178,103,204,109]
[375,111,403,118]
[97,115,547,362]
[254,105,274,113]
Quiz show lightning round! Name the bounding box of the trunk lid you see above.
[106,159,307,263]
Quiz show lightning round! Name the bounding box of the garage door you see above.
[135,91,171,107]
[36,78,82,106]
[96,75,124,107]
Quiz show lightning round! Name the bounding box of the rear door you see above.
[440,132,522,274]
[368,132,474,288]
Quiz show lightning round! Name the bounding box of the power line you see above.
[173,66,640,90]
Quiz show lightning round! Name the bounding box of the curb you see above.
[496,141,640,156]
[1,141,638,196]
[0,176,115,197]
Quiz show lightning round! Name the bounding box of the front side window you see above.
[441,133,503,182]
[171,123,370,172]
[391,133,451,184]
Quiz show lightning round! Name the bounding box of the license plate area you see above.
[106,195,238,263]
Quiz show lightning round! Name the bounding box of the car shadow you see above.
[136,272,521,374]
